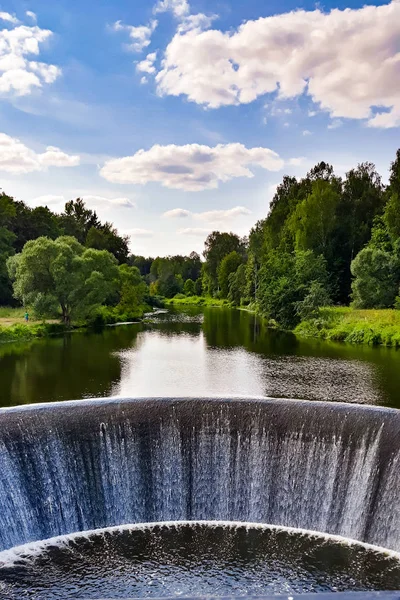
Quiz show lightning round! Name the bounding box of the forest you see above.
[1,149,400,337]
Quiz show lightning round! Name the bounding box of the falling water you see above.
[0,397,399,552]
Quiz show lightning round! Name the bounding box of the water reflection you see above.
[0,307,399,407]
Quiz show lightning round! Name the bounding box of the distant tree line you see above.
[191,149,400,328]
[2,148,400,328]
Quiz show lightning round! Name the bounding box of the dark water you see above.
[0,307,400,408]
[2,522,400,599]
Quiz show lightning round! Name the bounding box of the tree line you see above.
[2,148,400,328]
[195,149,400,328]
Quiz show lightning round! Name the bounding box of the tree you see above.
[351,247,400,309]
[259,250,330,328]
[184,278,196,296]
[0,227,16,304]
[8,236,119,323]
[295,281,332,321]
[218,251,243,298]
[290,179,339,257]
[86,223,129,264]
[203,232,245,294]
[117,264,148,314]
[59,198,100,244]
[228,264,247,306]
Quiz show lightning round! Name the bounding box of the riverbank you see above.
[296,307,400,347]
[165,296,231,308]
[0,305,149,345]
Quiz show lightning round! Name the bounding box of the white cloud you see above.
[177,13,218,33]
[196,206,251,222]
[155,1,400,128]
[308,110,317,117]
[0,133,80,174]
[137,51,157,74]
[154,0,190,18]
[0,21,60,96]
[30,194,135,210]
[303,130,312,136]
[163,208,191,218]
[100,143,284,191]
[0,12,19,24]
[124,228,154,238]
[113,19,157,53]
[83,195,136,208]
[178,227,211,236]
[26,11,37,22]
[140,76,148,85]
[164,206,251,221]
[327,119,343,130]
[39,146,80,167]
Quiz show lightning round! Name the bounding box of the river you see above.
[0,307,399,408]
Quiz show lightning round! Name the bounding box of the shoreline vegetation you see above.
[1,151,400,348]
[2,301,400,349]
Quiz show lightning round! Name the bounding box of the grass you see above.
[0,307,59,329]
[295,306,400,347]
[165,295,231,307]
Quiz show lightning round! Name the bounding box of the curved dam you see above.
[1,396,400,552]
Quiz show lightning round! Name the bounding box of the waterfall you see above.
[0,397,399,552]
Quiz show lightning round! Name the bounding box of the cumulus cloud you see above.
[0,20,60,96]
[31,194,135,210]
[26,11,37,22]
[303,130,312,136]
[0,12,19,24]
[177,13,218,33]
[0,133,80,174]
[163,208,191,218]
[163,206,251,221]
[154,0,190,18]
[113,19,157,53]
[137,51,157,74]
[155,1,400,127]
[327,120,343,130]
[100,143,284,191]
[179,227,211,236]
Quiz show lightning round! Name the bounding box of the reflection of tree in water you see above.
[202,307,299,355]
[0,325,145,407]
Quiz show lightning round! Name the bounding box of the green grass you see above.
[165,295,231,307]
[295,307,400,347]
[0,322,69,344]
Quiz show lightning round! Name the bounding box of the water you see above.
[1,397,400,552]
[2,522,400,599]
[0,307,400,408]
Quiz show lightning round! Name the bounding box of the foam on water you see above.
[1,397,400,552]
[1,521,400,599]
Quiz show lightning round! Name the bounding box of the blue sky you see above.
[0,0,399,256]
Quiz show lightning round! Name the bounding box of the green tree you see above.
[86,223,129,264]
[8,236,119,323]
[290,179,340,256]
[295,281,332,321]
[117,264,148,314]
[228,264,247,305]
[218,251,243,298]
[203,232,245,294]
[184,278,196,296]
[59,198,100,244]
[259,250,329,328]
[351,247,400,309]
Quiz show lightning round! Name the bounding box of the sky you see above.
[0,0,399,257]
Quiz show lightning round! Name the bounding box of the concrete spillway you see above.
[0,397,399,552]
